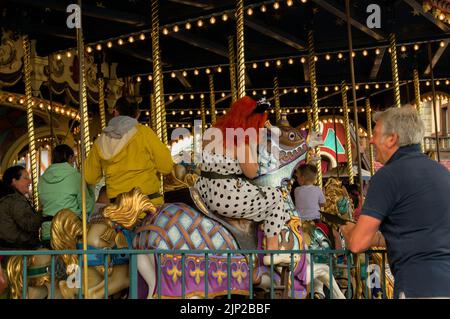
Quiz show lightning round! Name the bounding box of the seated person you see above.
[294,164,325,223]
[38,144,95,244]
[195,96,291,266]
[88,186,110,222]
[0,166,43,250]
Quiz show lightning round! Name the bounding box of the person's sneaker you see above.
[263,254,293,266]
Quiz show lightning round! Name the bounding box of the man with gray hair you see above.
[341,106,450,298]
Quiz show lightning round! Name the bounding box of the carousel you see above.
[0,0,449,300]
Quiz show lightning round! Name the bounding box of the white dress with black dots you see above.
[195,150,289,237]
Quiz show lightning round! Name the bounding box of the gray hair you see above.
[372,106,424,147]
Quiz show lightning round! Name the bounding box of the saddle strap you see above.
[135,225,175,249]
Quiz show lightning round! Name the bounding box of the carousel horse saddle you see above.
[188,187,258,250]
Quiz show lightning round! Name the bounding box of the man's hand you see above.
[340,222,356,243]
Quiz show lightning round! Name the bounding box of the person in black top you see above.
[341,106,450,298]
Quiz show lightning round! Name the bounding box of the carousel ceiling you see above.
[0,0,449,129]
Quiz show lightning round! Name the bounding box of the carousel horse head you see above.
[322,178,355,223]
[6,250,53,299]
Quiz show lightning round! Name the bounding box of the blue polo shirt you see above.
[362,144,450,298]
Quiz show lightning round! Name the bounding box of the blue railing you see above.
[0,248,390,299]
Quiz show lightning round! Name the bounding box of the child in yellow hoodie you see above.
[85,97,173,205]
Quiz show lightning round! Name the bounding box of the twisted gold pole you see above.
[274,77,281,124]
[200,95,206,134]
[150,93,156,130]
[76,0,89,297]
[236,0,246,98]
[228,36,237,103]
[341,82,354,185]
[22,36,39,210]
[209,74,216,125]
[366,99,375,176]
[98,77,106,130]
[389,33,401,108]
[413,68,424,152]
[308,31,322,187]
[307,109,313,130]
[152,0,167,144]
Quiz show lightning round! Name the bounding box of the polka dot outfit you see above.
[195,150,289,237]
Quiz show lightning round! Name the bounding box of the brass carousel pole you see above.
[97,73,106,131]
[236,0,246,98]
[228,36,237,103]
[274,77,281,124]
[389,33,401,108]
[341,82,354,185]
[428,43,441,162]
[150,93,156,130]
[345,0,364,299]
[366,99,375,176]
[413,68,424,152]
[307,109,313,130]
[209,74,216,125]
[22,36,39,210]
[308,31,322,188]
[76,0,90,298]
[345,0,363,191]
[332,108,340,178]
[200,94,207,133]
[151,0,167,144]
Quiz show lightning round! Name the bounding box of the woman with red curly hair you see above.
[195,96,290,265]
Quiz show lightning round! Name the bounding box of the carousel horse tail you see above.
[6,255,24,299]
[6,255,49,299]
[102,188,158,228]
[51,209,83,268]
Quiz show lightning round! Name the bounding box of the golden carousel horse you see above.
[6,249,63,299]
[50,196,157,299]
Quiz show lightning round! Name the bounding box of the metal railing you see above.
[0,248,390,299]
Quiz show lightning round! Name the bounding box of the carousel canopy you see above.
[0,0,449,130]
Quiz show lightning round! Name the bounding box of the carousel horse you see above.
[6,249,64,299]
[131,116,345,299]
[49,202,155,299]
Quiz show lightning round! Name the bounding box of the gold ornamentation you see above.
[189,265,205,285]
[167,263,182,284]
[212,268,227,286]
[231,267,247,285]
[114,232,128,249]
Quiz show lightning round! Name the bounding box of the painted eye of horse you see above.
[288,132,296,140]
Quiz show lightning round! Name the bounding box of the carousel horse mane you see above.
[6,252,51,299]
[102,188,157,229]
[322,178,354,223]
[51,209,83,267]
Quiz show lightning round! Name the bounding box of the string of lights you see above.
[159,78,450,99]
[124,39,449,83]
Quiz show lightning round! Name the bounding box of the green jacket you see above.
[38,162,95,218]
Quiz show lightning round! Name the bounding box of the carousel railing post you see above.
[129,252,138,299]
[22,36,39,210]
[76,0,90,298]
[236,0,246,98]
[22,256,27,299]
[50,255,55,299]
[157,252,162,299]
[227,253,232,299]
[307,30,322,188]
[428,43,441,162]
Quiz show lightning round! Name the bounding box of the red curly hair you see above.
[213,96,268,147]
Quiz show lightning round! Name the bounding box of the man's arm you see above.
[146,127,174,175]
[340,215,384,253]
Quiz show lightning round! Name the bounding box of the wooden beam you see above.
[370,48,386,80]
[175,71,192,89]
[312,0,385,41]
[425,41,448,75]
[403,0,450,32]
[245,17,305,50]
[169,32,228,57]
[168,0,214,10]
